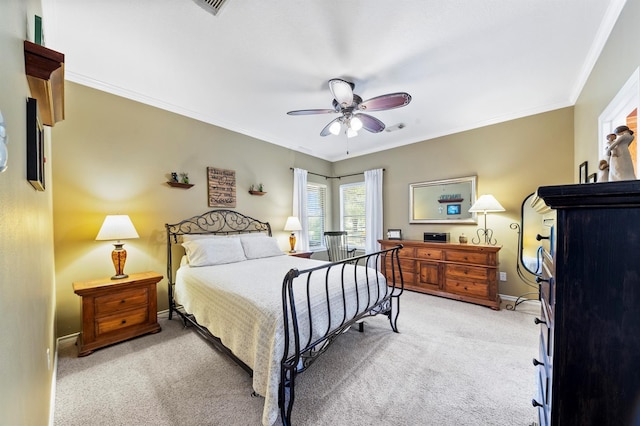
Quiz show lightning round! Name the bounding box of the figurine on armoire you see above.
[605,125,636,181]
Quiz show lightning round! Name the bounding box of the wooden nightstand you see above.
[73,271,162,356]
[287,251,313,259]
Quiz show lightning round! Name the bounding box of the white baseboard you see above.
[500,293,541,309]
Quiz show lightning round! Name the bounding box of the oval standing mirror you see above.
[512,192,543,276]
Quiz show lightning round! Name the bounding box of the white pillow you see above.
[182,238,247,267]
[240,235,284,259]
[182,234,228,242]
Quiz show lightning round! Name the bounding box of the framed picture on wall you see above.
[26,97,45,191]
[579,161,588,184]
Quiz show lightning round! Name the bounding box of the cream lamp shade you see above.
[468,194,505,213]
[96,215,139,279]
[468,195,505,245]
[284,216,302,253]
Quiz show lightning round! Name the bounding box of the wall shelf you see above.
[249,190,266,196]
[167,181,194,189]
[24,40,65,127]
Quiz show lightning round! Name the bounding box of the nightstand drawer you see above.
[95,287,148,316]
[96,308,149,335]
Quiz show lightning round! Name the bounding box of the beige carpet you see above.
[55,291,539,426]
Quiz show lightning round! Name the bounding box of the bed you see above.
[165,210,404,425]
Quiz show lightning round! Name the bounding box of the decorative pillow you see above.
[182,237,247,267]
[240,235,284,259]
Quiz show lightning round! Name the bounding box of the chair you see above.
[324,231,356,262]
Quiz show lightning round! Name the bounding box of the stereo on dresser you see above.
[423,232,449,243]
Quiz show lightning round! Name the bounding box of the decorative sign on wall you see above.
[207,167,236,207]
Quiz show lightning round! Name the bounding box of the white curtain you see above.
[292,168,309,251]
[364,168,383,254]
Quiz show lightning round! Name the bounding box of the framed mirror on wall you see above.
[409,176,477,224]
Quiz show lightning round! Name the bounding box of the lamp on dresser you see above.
[284,216,302,253]
[468,194,505,245]
[96,215,139,279]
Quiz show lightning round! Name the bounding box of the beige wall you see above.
[0,0,57,424]
[575,0,640,170]
[333,108,575,298]
[52,82,332,336]
[52,90,577,336]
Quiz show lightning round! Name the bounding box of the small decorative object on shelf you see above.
[167,172,193,188]
[459,233,468,244]
[180,172,189,184]
[171,172,178,183]
[249,183,266,195]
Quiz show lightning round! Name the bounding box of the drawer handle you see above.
[120,299,126,304]
[532,399,544,408]
[534,317,547,325]
[121,320,127,325]
[536,276,550,283]
[532,358,544,367]
[536,234,550,241]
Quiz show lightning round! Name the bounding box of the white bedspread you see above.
[175,254,388,425]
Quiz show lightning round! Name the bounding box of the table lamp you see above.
[468,195,505,245]
[96,215,139,279]
[284,216,302,253]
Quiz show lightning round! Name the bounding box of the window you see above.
[306,183,327,249]
[340,182,366,248]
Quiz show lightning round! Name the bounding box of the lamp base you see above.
[111,273,129,280]
[289,233,296,253]
[111,243,129,280]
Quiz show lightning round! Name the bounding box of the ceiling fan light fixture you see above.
[350,116,363,131]
[329,120,342,135]
[347,128,358,138]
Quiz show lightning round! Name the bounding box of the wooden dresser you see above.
[73,271,162,356]
[378,240,501,309]
[533,182,640,426]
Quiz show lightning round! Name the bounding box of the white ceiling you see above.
[42,0,625,162]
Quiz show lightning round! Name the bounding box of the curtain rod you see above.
[289,168,385,180]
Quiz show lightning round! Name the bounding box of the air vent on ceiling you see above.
[193,0,228,16]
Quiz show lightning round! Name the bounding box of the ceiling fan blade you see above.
[287,109,337,116]
[320,117,342,136]
[356,113,385,133]
[329,79,354,107]
[359,92,412,112]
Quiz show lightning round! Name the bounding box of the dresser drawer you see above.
[444,278,488,298]
[96,307,149,335]
[396,246,415,258]
[416,248,442,260]
[444,250,491,265]
[95,287,149,316]
[445,264,489,281]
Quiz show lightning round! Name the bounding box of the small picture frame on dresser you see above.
[387,229,402,240]
[579,161,588,183]
[587,173,597,183]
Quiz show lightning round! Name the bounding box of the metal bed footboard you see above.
[279,245,404,426]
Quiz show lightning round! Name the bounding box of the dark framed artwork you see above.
[579,161,588,184]
[26,97,45,191]
[387,229,402,240]
[588,173,597,183]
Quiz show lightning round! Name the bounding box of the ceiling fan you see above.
[287,78,412,138]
